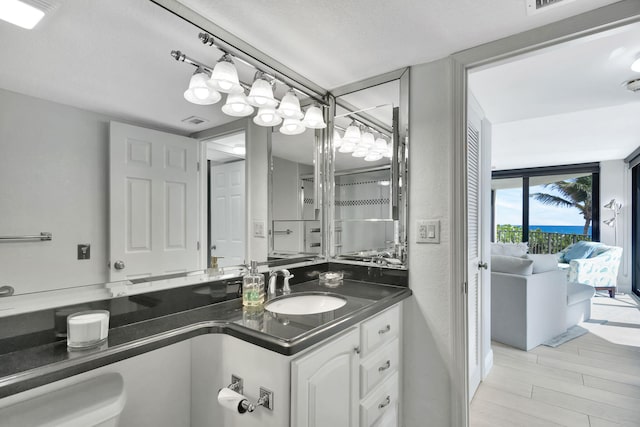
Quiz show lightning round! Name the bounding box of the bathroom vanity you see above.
[0,263,410,427]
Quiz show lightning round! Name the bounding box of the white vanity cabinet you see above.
[291,327,360,427]
[291,303,402,427]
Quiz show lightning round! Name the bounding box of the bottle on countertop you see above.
[242,260,265,307]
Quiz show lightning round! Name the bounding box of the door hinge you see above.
[463,281,468,294]
[197,161,200,172]
[197,241,200,250]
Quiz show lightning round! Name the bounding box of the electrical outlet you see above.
[253,220,266,238]
[417,220,440,244]
[77,244,91,260]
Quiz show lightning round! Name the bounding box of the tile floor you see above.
[470,292,640,427]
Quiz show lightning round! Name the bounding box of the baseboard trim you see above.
[482,349,494,380]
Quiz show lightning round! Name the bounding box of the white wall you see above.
[600,159,631,293]
[0,89,110,294]
[403,58,455,426]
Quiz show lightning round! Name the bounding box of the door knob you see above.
[211,245,216,250]
[114,260,126,270]
[478,261,488,270]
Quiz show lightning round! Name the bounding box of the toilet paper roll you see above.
[217,387,253,414]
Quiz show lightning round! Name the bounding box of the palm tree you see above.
[531,176,592,235]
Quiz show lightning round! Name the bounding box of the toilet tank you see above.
[0,373,126,427]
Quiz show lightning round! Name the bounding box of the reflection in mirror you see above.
[332,78,407,267]
[0,0,282,297]
[268,129,323,264]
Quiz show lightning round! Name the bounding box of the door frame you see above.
[449,2,640,425]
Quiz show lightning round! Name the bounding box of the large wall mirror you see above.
[0,0,322,298]
[329,72,409,268]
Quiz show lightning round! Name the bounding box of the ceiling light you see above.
[372,137,388,153]
[184,68,221,105]
[253,106,282,127]
[338,142,355,153]
[232,144,246,155]
[0,0,45,29]
[342,121,361,144]
[221,92,254,117]
[279,118,306,135]
[364,151,383,162]
[247,73,278,108]
[352,147,368,158]
[632,57,640,73]
[303,105,326,129]
[277,89,304,120]
[208,54,243,94]
[359,131,375,148]
[333,129,343,148]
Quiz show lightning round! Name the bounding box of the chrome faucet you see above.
[267,269,293,299]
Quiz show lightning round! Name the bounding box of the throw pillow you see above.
[526,254,559,274]
[490,242,529,257]
[563,241,603,262]
[491,255,534,276]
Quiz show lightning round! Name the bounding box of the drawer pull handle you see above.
[378,395,391,409]
[378,324,391,335]
[378,360,391,372]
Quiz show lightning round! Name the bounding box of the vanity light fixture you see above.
[338,142,356,153]
[333,129,343,148]
[383,143,393,158]
[372,136,388,153]
[277,89,304,120]
[303,105,327,129]
[364,151,384,162]
[0,0,45,29]
[253,106,282,127]
[342,121,362,144]
[184,67,221,105]
[221,92,254,117]
[352,147,368,158]
[359,130,375,148]
[279,118,306,135]
[247,72,279,108]
[208,54,243,93]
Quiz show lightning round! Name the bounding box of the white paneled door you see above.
[210,161,245,267]
[109,122,199,281]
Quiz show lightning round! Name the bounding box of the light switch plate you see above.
[417,220,440,244]
[253,220,266,238]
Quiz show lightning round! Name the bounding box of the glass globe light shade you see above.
[277,90,304,120]
[372,137,388,153]
[302,105,327,129]
[364,151,383,162]
[383,145,393,158]
[342,122,361,144]
[352,147,368,158]
[279,118,306,135]
[184,68,221,105]
[207,56,243,94]
[333,129,343,148]
[221,92,254,117]
[253,107,282,127]
[247,77,278,108]
[359,131,375,148]
[338,142,355,153]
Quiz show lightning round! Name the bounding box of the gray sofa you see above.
[491,253,595,351]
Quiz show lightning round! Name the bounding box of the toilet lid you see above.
[0,373,126,427]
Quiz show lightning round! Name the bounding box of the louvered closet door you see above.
[467,108,483,400]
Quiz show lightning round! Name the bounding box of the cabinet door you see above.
[291,328,359,427]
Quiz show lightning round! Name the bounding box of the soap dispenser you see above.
[242,261,265,307]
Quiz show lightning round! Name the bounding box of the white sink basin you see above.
[265,293,347,315]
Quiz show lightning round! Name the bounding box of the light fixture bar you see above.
[171,50,251,91]
[334,103,393,119]
[198,32,327,106]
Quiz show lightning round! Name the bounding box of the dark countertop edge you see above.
[0,288,411,399]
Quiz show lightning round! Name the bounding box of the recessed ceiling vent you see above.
[625,79,640,93]
[181,116,209,125]
[526,0,576,15]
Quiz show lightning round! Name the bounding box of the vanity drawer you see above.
[360,305,400,357]
[360,337,399,397]
[360,372,399,427]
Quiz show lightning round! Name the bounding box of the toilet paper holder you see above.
[227,375,273,412]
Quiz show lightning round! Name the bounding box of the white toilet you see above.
[0,373,126,426]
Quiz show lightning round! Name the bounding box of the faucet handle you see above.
[283,274,294,295]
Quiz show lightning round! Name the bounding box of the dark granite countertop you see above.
[0,276,411,399]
